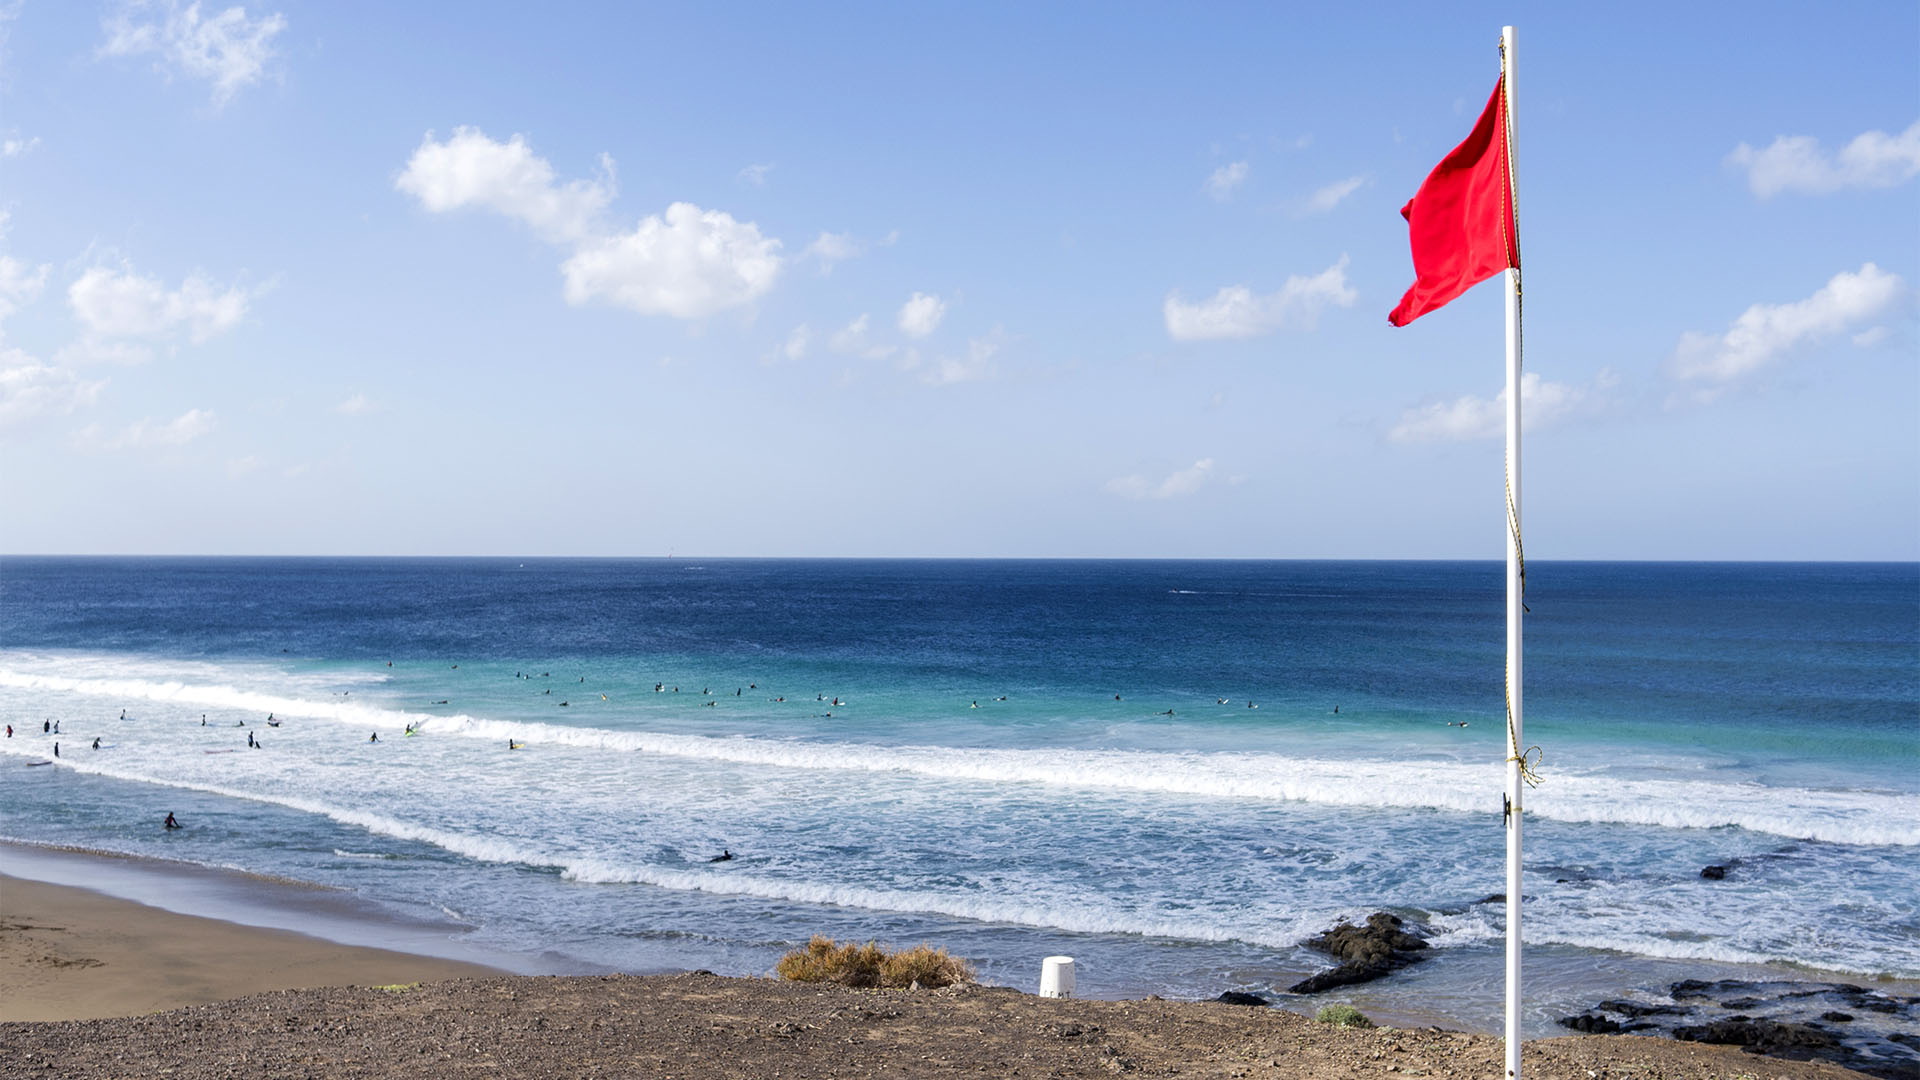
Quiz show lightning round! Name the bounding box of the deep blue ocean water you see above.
[2,558,1915,1032]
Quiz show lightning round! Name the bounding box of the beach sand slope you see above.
[0,875,495,1022]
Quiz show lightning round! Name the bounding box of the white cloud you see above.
[0,254,49,334]
[1668,263,1906,391]
[335,392,373,415]
[805,230,860,272]
[1304,174,1368,214]
[1164,256,1356,341]
[897,291,946,338]
[1107,458,1216,500]
[829,314,894,360]
[1852,325,1890,348]
[782,323,809,361]
[0,350,107,429]
[1728,120,1920,198]
[68,265,250,342]
[2,135,39,158]
[560,202,780,319]
[737,162,772,187]
[1389,370,1619,443]
[396,128,613,245]
[399,129,781,321]
[80,407,215,450]
[100,0,286,106]
[1204,161,1249,202]
[925,333,1000,385]
[122,407,215,448]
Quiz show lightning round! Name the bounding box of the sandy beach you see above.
[0,869,1887,1079]
[0,873,499,1022]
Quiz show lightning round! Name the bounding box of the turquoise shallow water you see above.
[1,558,1915,1033]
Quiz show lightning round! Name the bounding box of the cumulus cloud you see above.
[1304,174,1367,214]
[1389,370,1619,443]
[93,407,215,449]
[1668,263,1906,392]
[1728,120,1920,198]
[829,314,894,360]
[804,230,861,272]
[396,128,612,244]
[398,128,781,320]
[1164,256,1356,340]
[0,255,49,334]
[99,0,286,106]
[68,265,250,342]
[1107,458,1216,499]
[560,203,779,318]
[924,333,1001,386]
[0,350,107,429]
[897,291,946,338]
[782,323,810,361]
[1204,161,1249,202]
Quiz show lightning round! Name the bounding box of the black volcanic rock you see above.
[1285,912,1428,994]
[1213,991,1269,1007]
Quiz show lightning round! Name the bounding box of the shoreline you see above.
[3,847,1912,1077]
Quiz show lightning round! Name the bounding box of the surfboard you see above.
[25,760,52,766]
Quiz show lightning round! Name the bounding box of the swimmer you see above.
[165,812,181,830]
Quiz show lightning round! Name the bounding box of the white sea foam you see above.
[0,744,1325,949]
[5,666,1918,847]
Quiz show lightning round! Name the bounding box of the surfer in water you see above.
[710,850,734,863]
[92,737,101,749]
[369,732,379,742]
[165,813,181,830]
[247,732,255,747]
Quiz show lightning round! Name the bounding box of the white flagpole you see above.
[1501,22,1525,1080]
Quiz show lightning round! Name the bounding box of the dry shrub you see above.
[775,935,974,989]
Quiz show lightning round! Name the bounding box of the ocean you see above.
[2,557,1916,1036]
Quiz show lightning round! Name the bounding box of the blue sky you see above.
[1,1,1914,558]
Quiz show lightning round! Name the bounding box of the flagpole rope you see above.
[1498,38,1541,790]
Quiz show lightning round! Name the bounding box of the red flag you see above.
[1387,78,1517,327]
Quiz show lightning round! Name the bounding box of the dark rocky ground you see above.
[0,972,1887,1080]
[1559,978,1920,1080]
